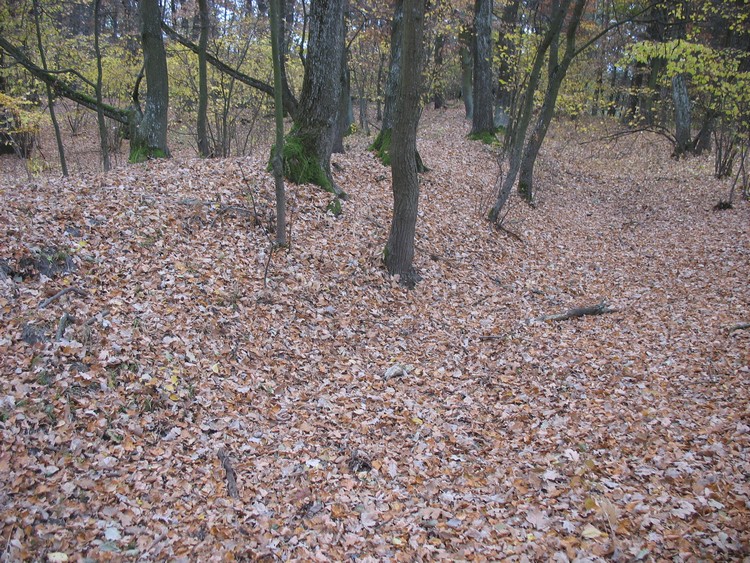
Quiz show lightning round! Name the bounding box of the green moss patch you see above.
[270,132,332,192]
[467,130,499,145]
[370,128,392,167]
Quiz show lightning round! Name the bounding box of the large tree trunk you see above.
[333,49,353,154]
[385,0,425,287]
[196,0,210,157]
[282,0,345,196]
[470,0,494,136]
[131,0,170,161]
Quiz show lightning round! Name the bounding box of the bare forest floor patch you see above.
[1,108,749,560]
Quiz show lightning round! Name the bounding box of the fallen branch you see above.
[39,287,89,309]
[217,449,240,499]
[728,322,750,334]
[535,301,616,322]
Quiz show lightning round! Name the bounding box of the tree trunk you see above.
[460,35,473,120]
[333,49,352,154]
[93,0,110,172]
[131,0,170,161]
[197,0,210,157]
[470,0,494,136]
[517,0,586,203]
[385,0,425,287]
[494,0,520,129]
[282,0,345,195]
[33,0,68,176]
[433,34,445,109]
[270,0,287,245]
[672,73,692,157]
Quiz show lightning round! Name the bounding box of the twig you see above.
[39,287,88,309]
[84,309,110,327]
[217,448,240,499]
[534,300,616,322]
[478,335,506,341]
[55,312,74,341]
[728,322,750,333]
[498,224,522,241]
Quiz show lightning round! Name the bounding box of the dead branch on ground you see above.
[534,300,616,322]
[728,322,750,334]
[39,287,89,309]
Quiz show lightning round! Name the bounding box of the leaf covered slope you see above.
[1,109,749,560]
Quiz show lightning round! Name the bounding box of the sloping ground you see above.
[1,108,748,561]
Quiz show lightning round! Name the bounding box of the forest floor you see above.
[1,107,749,561]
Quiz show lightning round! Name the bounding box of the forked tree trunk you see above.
[385,0,425,287]
[470,0,494,136]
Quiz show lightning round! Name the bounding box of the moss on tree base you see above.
[270,131,334,192]
[128,146,168,163]
[467,130,499,145]
[371,128,428,172]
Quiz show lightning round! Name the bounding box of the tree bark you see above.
[433,33,445,109]
[197,0,210,157]
[385,0,425,287]
[283,0,346,195]
[470,0,494,136]
[672,73,692,157]
[131,0,170,160]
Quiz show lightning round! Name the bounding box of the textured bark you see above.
[382,1,403,132]
[672,73,692,157]
[470,0,494,135]
[132,0,170,159]
[196,0,210,157]
[333,49,352,154]
[433,34,445,109]
[286,0,345,194]
[385,0,425,287]
[94,0,110,172]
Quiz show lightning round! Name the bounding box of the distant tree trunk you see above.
[385,0,425,287]
[494,0,519,128]
[94,0,110,172]
[270,0,286,245]
[460,33,473,119]
[672,73,692,157]
[433,33,445,109]
[470,0,494,136]
[333,50,352,153]
[32,0,68,176]
[376,51,386,121]
[282,0,345,195]
[197,0,210,157]
[131,0,170,161]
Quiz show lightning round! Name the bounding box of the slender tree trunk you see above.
[488,0,571,223]
[94,0,110,172]
[433,34,445,109]
[385,0,425,287]
[376,52,386,121]
[494,0,520,128]
[32,0,68,176]
[333,49,352,153]
[270,0,286,245]
[283,0,345,195]
[672,73,692,157]
[131,0,170,161]
[470,0,494,136]
[460,35,473,120]
[197,0,210,156]
[517,0,586,202]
